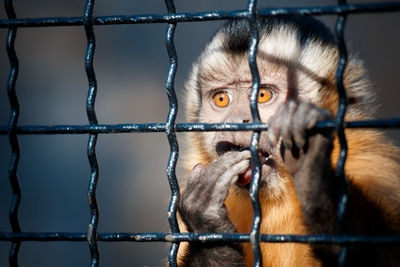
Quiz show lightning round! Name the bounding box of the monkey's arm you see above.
[269,101,340,231]
[268,100,400,265]
[178,151,250,267]
[268,101,341,262]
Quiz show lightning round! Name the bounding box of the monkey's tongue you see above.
[237,167,253,186]
[236,152,267,186]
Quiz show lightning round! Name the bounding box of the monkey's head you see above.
[184,16,375,196]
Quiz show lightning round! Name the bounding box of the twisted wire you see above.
[246,0,263,266]
[0,119,400,135]
[4,0,21,266]
[163,0,181,266]
[83,0,100,266]
[1,231,400,245]
[334,0,350,265]
[1,3,400,28]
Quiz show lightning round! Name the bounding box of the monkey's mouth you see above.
[236,151,269,186]
[216,141,271,186]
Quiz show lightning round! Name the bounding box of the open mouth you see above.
[216,141,270,186]
[237,151,269,186]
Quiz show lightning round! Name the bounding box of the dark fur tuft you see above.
[221,16,336,53]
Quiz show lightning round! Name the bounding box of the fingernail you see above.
[294,136,305,149]
[192,163,204,174]
[285,138,293,150]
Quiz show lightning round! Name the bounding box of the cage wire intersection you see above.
[1,0,400,266]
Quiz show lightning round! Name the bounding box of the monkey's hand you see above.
[268,100,339,234]
[178,151,250,267]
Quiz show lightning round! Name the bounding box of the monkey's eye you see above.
[212,92,230,108]
[258,88,273,104]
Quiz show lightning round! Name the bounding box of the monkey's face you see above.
[184,25,346,194]
[193,55,290,193]
[198,55,286,151]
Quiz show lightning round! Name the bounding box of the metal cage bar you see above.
[246,0,263,266]
[4,0,21,266]
[334,0,350,265]
[1,3,400,28]
[0,119,400,135]
[163,0,181,266]
[1,1,400,267]
[1,231,400,244]
[83,0,100,266]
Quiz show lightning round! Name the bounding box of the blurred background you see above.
[0,0,399,266]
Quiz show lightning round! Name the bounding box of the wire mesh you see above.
[1,1,400,266]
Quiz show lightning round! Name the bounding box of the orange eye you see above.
[213,92,230,108]
[258,88,273,103]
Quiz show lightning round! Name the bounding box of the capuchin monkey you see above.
[177,16,400,267]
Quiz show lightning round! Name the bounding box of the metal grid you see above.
[1,0,400,267]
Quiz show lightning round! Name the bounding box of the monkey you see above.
[176,16,400,267]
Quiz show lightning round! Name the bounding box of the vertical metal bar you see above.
[247,1,263,266]
[163,1,180,266]
[334,0,349,266]
[83,0,100,266]
[4,1,21,266]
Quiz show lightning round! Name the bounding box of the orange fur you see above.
[225,174,320,267]
[332,129,400,229]
[178,128,400,266]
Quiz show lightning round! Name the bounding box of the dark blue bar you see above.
[247,0,263,266]
[334,0,350,265]
[4,0,21,266]
[1,232,399,245]
[1,3,400,28]
[163,0,180,266]
[83,1,100,266]
[0,119,400,135]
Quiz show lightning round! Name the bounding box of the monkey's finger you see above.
[219,159,251,186]
[189,158,250,210]
[193,150,250,197]
[280,101,298,150]
[187,163,206,184]
[267,104,285,146]
[267,118,280,147]
[305,108,322,130]
[209,150,251,178]
[211,159,250,204]
[292,102,312,149]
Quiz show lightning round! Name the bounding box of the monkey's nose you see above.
[226,112,252,124]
